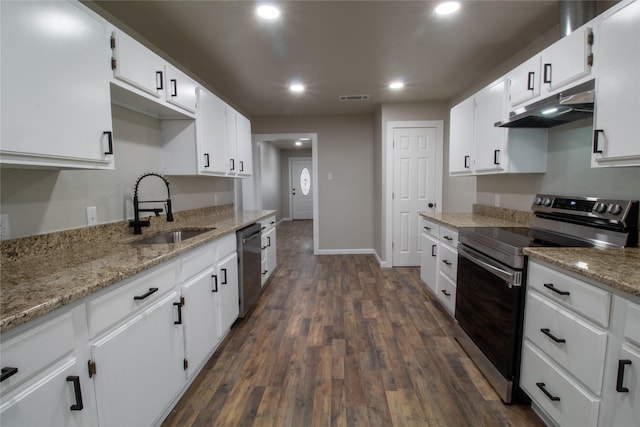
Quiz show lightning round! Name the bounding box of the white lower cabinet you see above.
[419,229,439,294]
[90,290,185,427]
[260,216,277,285]
[217,251,240,332]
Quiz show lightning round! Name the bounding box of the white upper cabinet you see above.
[591,0,640,168]
[164,63,198,114]
[539,25,594,94]
[197,88,228,174]
[110,30,164,99]
[0,0,114,169]
[449,96,475,176]
[225,106,239,174]
[473,80,509,173]
[508,56,542,108]
[236,113,253,177]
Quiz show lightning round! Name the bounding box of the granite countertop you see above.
[524,247,640,300]
[419,212,528,229]
[0,209,275,333]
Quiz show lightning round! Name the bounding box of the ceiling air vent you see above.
[338,94,370,102]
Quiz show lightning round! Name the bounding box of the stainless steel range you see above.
[454,194,639,404]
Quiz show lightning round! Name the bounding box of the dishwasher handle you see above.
[458,244,522,287]
[242,229,261,244]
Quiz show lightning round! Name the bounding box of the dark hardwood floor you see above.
[162,220,544,427]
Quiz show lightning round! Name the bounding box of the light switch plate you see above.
[86,207,98,225]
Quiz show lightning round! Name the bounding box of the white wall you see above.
[259,142,283,219]
[477,120,640,210]
[0,105,234,239]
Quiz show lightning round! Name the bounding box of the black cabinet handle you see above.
[204,153,210,168]
[133,287,158,301]
[270,221,275,225]
[593,129,604,154]
[423,226,431,231]
[230,158,235,171]
[543,63,552,84]
[464,155,470,169]
[616,359,632,393]
[240,160,244,172]
[527,71,535,90]
[156,71,163,90]
[431,244,437,257]
[1,367,18,382]
[262,270,268,275]
[211,275,218,293]
[103,131,114,155]
[174,301,183,325]
[221,268,228,285]
[441,289,451,297]
[442,260,452,267]
[170,79,177,97]
[536,382,560,401]
[493,149,500,165]
[66,376,84,411]
[267,236,271,247]
[443,236,453,241]
[543,283,570,296]
[540,328,566,343]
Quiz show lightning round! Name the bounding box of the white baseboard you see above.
[314,248,375,256]
[374,252,391,268]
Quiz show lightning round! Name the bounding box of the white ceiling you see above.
[91,1,589,118]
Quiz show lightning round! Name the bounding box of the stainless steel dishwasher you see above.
[236,223,262,317]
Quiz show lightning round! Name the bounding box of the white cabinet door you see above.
[90,291,185,427]
[420,231,438,294]
[540,26,593,93]
[608,343,640,427]
[165,63,197,113]
[197,88,228,174]
[225,106,239,174]
[0,359,90,427]
[449,96,475,176]
[264,227,277,280]
[592,0,640,167]
[236,112,253,177]
[0,0,113,169]
[509,56,542,108]
[217,252,239,333]
[111,30,164,98]
[182,268,220,377]
[473,80,508,173]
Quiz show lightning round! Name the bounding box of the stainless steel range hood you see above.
[496,79,594,128]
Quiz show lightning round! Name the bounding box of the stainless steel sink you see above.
[132,228,216,245]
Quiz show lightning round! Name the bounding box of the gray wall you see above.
[251,115,374,251]
[0,105,234,238]
[259,142,283,219]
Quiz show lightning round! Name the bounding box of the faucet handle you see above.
[166,200,174,222]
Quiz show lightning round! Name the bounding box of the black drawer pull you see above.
[423,226,431,231]
[262,270,268,275]
[616,359,632,393]
[536,382,560,401]
[431,244,437,257]
[66,376,84,411]
[441,289,451,297]
[442,260,452,266]
[1,367,18,382]
[211,275,218,293]
[174,301,183,325]
[540,328,566,343]
[133,287,158,300]
[543,283,570,296]
[270,221,275,225]
[204,153,210,167]
[103,131,114,155]
[221,268,228,285]
[443,236,453,241]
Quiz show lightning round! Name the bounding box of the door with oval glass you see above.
[290,158,313,220]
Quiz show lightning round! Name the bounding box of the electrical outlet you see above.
[86,207,98,225]
[1,213,11,240]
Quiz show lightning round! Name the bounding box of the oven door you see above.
[455,244,525,381]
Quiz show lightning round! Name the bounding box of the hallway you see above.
[162,220,543,426]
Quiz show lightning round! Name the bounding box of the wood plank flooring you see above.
[162,220,544,427]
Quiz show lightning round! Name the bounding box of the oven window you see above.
[455,255,523,379]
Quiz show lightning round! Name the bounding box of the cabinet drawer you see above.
[439,226,458,248]
[181,242,215,282]
[623,299,640,347]
[419,217,439,238]
[214,233,236,262]
[438,243,457,281]
[260,216,276,231]
[525,291,608,395]
[87,261,177,338]
[0,313,75,394]
[436,272,456,314]
[521,342,600,427]
[528,261,611,327]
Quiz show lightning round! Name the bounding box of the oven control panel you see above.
[532,194,638,224]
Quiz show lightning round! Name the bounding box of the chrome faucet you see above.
[129,172,174,234]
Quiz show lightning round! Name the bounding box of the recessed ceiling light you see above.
[256,4,280,20]
[289,83,305,93]
[435,1,460,16]
[295,141,302,146]
[389,81,405,90]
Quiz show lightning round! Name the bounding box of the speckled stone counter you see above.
[0,208,275,333]
[524,247,640,300]
[419,205,532,229]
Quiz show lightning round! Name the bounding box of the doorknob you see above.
[428,202,435,208]
[292,188,296,196]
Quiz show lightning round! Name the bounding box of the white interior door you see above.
[393,127,437,266]
[290,158,313,220]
